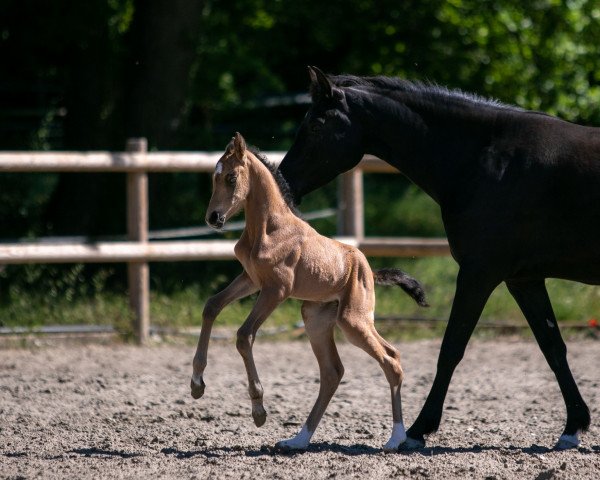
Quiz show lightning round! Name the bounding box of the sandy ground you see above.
[1,337,598,479]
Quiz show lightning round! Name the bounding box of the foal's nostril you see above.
[208,211,219,226]
[207,211,225,228]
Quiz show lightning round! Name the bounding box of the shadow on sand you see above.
[159,442,600,459]
[69,447,142,459]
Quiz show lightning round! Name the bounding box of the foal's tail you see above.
[373,268,429,307]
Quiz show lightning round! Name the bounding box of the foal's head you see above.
[205,132,252,229]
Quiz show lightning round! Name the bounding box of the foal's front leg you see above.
[236,288,286,427]
[191,272,257,399]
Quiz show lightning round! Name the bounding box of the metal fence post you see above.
[126,138,150,344]
[337,168,364,239]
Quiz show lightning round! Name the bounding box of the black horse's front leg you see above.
[405,266,499,448]
[506,279,590,449]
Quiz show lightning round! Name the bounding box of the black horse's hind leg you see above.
[405,267,500,448]
[506,279,590,449]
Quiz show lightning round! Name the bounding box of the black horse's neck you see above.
[341,80,520,205]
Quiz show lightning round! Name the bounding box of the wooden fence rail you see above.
[0,140,449,343]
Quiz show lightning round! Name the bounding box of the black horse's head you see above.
[279,67,365,204]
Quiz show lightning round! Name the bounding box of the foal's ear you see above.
[233,132,246,160]
[308,66,333,101]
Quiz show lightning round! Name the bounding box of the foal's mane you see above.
[242,144,301,217]
[331,74,523,113]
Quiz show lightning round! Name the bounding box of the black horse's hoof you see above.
[399,436,426,450]
[554,433,580,450]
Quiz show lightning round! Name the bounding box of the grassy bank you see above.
[1,257,598,340]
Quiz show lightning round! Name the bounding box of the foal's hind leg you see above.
[275,301,342,451]
[506,279,590,449]
[337,298,407,451]
[275,301,344,450]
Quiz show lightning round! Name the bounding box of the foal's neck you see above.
[243,155,293,240]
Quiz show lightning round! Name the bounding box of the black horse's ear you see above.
[233,132,246,160]
[308,66,333,101]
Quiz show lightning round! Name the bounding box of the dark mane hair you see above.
[246,145,301,217]
[331,74,522,112]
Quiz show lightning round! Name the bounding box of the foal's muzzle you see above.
[206,210,225,229]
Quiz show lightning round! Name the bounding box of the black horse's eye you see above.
[226,173,237,186]
[310,117,325,134]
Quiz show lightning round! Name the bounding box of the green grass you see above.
[149,287,303,331]
[371,256,600,323]
[1,257,597,342]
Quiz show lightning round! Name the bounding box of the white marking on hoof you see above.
[190,374,205,399]
[275,424,313,451]
[555,432,580,450]
[400,436,425,450]
[383,422,407,452]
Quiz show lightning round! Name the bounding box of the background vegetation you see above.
[1,0,599,332]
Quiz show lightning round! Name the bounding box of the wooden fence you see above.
[0,139,450,343]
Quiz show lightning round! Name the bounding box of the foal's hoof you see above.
[274,440,307,452]
[190,378,205,399]
[252,405,267,427]
[382,443,400,453]
[383,439,406,453]
[399,436,426,450]
[554,433,580,450]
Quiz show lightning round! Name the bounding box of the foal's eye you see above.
[226,173,237,186]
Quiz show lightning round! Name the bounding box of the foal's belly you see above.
[290,242,349,302]
[290,267,346,302]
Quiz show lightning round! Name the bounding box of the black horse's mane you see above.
[331,74,523,113]
[247,145,301,217]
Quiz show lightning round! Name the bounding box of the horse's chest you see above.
[235,244,260,283]
[234,238,293,287]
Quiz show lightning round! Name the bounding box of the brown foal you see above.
[191,132,428,451]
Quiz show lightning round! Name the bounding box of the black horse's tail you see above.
[373,268,429,307]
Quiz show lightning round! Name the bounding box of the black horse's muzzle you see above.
[206,211,225,229]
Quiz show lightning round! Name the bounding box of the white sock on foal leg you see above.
[191,373,203,386]
[383,422,407,451]
[275,424,313,450]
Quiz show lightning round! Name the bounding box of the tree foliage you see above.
[1,0,600,291]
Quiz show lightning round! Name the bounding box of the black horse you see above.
[279,66,600,450]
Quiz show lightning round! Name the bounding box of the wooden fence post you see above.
[337,168,364,239]
[126,138,150,344]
